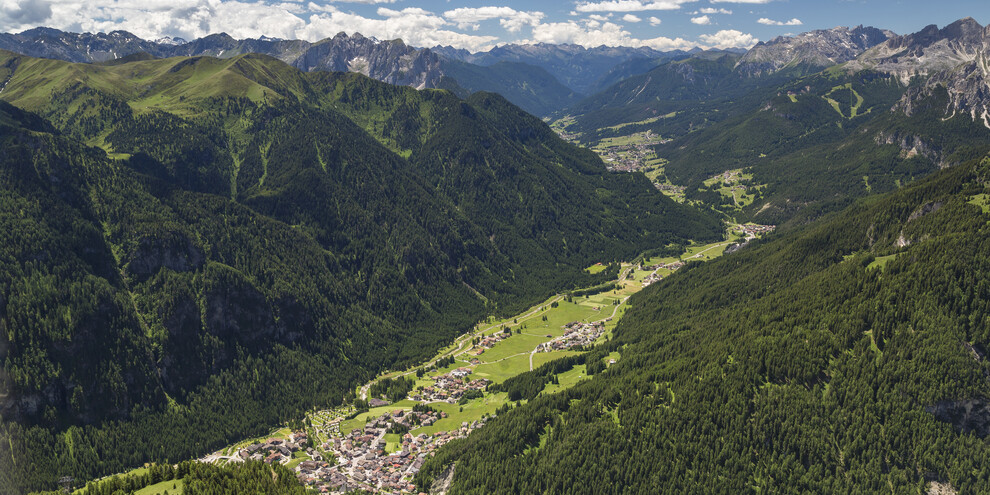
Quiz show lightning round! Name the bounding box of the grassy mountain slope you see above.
[418,154,990,493]
[0,51,721,493]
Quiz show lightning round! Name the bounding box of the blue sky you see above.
[1,0,986,52]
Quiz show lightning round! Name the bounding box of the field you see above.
[702,168,766,210]
[585,263,608,274]
[868,254,898,271]
[969,193,990,213]
[134,479,183,495]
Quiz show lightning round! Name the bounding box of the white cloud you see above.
[0,0,753,53]
[442,6,544,33]
[710,0,771,3]
[0,0,53,29]
[699,29,757,48]
[525,20,696,50]
[690,15,710,25]
[574,0,696,13]
[0,0,500,52]
[696,7,731,14]
[757,17,802,26]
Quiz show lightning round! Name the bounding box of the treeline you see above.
[417,157,990,492]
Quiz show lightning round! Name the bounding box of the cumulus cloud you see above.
[696,7,731,14]
[525,19,696,50]
[0,0,757,53]
[0,0,501,51]
[574,0,695,13]
[0,0,53,27]
[443,6,544,33]
[699,29,757,48]
[690,15,710,25]
[757,17,802,26]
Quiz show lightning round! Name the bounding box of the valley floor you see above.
[80,227,767,495]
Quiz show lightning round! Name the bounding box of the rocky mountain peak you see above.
[849,17,987,82]
[864,18,990,128]
[735,25,891,76]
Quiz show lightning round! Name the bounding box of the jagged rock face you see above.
[927,400,990,438]
[124,232,205,282]
[875,130,947,166]
[736,25,891,76]
[852,18,987,82]
[896,50,990,128]
[0,28,444,90]
[872,19,990,129]
[293,34,445,89]
[0,28,166,62]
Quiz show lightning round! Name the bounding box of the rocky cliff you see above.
[736,25,892,76]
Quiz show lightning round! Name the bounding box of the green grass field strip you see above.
[133,479,183,495]
[969,193,990,213]
[867,254,898,271]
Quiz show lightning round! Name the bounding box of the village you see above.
[636,260,685,287]
[738,223,775,236]
[409,368,490,403]
[296,410,487,494]
[247,432,311,464]
[536,320,607,353]
[597,131,669,173]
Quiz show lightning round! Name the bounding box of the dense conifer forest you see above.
[0,50,720,493]
[417,156,990,493]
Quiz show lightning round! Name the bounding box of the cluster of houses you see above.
[655,183,686,195]
[600,134,667,172]
[536,321,606,352]
[297,410,488,493]
[641,261,685,272]
[409,368,490,403]
[468,331,509,356]
[237,432,313,464]
[478,332,508,349]
[713,170,744,183]
[641,272,663,287]
[739,224,775,236]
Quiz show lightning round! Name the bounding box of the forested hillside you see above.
[0,51,721,494]
[418,155,990,493]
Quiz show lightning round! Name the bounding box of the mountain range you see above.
[3,14,990,495]
[559,18,990,226]
[0,28,700,117]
